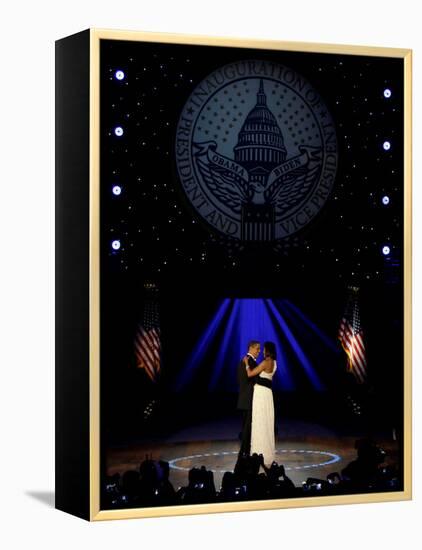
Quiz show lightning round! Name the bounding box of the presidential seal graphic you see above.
[175,60,338,241]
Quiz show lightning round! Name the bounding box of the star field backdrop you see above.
[98,39,404,445]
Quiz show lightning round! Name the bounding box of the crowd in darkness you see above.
[102,438,400,509]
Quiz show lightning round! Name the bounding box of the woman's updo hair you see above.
[263,341,277,359]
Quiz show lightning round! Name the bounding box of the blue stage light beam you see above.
[174,297,331,392]
[208,299,241,391]
[265,299,326,391]
[174,298,231,391]
[235,298,295,391]
[280,299,341,353]
[271,299,341,383]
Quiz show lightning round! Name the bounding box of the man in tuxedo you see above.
[237,340,261,457]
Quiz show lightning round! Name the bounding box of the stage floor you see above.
[105,416,400,490]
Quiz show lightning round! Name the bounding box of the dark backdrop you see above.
[98,39,404,450]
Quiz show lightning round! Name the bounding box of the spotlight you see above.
[112,185,122,195]
[112,240,121,250]
[382,141,391,151]
[114,126,124,137]
[383,88,392,98]
[382,195,390,205]
[382,245,390,255]
[115,70,125,81]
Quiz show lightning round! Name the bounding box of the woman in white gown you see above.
[242,341,277,468]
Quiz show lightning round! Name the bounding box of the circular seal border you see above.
[175,60,338,241]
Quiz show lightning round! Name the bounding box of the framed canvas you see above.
[55,28,412,521]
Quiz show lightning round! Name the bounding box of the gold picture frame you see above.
[55,28,412,521]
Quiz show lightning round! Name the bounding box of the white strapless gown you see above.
[250,361,277,467]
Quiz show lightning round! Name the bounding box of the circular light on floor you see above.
[168,449,342,473]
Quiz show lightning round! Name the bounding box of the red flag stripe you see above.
[338,314,367,383]
[349,333,367,364]
[345,336,366,368]
[349,346,367,380]
[349,337,367,376]
[138,336,157,367]
[135,339,155,372]
[144,329,160,360]
[342,325,366,366]
[135,324,161,382]
[135,334,155,367]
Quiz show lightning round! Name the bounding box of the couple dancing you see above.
[237,340,277,468]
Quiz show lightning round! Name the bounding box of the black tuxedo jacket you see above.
[236,355,258,410]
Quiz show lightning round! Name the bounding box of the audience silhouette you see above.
[102,439,399,508]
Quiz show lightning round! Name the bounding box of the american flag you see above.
[338,286,368,384]
[134,298,161,382]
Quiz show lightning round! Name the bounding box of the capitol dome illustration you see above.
[234,79,287,183]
